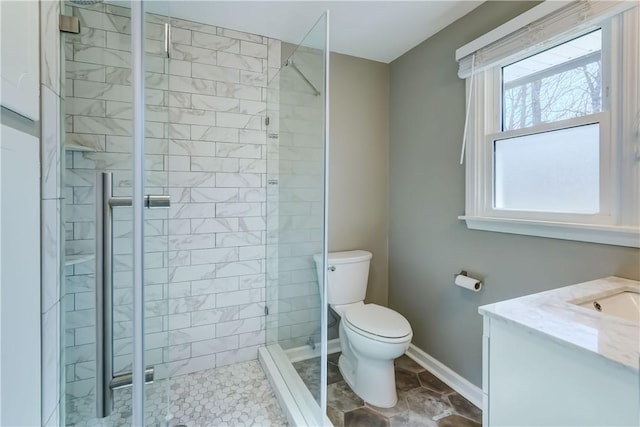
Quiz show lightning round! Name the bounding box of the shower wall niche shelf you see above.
[65,254,94,266]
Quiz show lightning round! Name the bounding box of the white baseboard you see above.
[327,339,341,355]
[406,344,483,408]
[285,338,341,363]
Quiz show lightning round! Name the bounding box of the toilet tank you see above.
[313,250,373,305]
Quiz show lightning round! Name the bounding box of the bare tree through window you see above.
[502,30,602,131]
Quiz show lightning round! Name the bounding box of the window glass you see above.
[494,123,600,213]
[502,30,602,131]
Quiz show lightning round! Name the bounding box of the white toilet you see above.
[313,250,413,408]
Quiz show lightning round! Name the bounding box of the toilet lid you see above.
[344,304,412,339]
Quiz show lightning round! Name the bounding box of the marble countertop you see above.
[479,276,640,372]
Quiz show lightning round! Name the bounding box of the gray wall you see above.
[388,0,640,387]
[329,52,389,306]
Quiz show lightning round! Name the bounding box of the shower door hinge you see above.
[264,305,269,316]
[265,116,270,126]
[59,14,80,34]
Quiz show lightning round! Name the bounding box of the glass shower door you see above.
[265,12,330,425]
[141,4,172,424]
[61,1,172,424]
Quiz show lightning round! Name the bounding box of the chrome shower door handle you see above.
[95,172,170,418]
[96,172,114,418]
[145,194,170,208]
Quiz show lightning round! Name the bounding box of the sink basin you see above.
[576,290,640,324]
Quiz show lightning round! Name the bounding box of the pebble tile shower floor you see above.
[68,360,288,426]
[293,353,482,427]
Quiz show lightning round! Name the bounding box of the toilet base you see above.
[338,352,398,408]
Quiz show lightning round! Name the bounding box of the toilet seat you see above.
[344,304,412,342]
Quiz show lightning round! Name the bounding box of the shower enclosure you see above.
[264,13,330,426]
[57,0,330,425]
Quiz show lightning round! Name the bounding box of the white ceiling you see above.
[149,1,483,63]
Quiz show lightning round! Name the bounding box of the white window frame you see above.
[459,3,640,248]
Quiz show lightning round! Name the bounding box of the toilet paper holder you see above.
[453,270,483,291]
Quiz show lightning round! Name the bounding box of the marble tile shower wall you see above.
[62,2,282,410]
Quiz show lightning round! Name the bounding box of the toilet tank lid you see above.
[313,250,372,265]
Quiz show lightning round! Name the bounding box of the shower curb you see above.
[258,346,316,426]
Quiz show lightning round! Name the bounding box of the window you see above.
[457,1,639,247]
[496,30,604,215]
[501,30,603,131]
[494,123,601,214]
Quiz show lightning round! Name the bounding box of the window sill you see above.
[459,216,640,248]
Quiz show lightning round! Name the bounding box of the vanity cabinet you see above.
[482,315,639,427]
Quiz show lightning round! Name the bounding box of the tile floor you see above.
[293,353,482,427]
[67,360,288,427]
